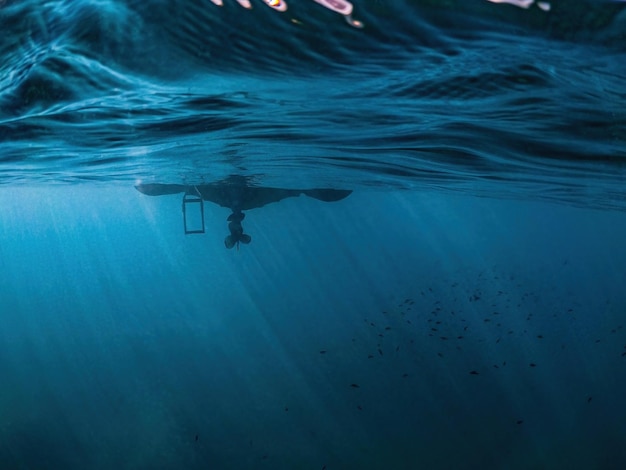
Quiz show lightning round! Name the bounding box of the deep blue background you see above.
[1,187,625,469]
[2,0,626,467]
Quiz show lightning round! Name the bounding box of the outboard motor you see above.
[224,211,252,250]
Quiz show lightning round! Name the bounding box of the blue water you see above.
[1,0,626,468]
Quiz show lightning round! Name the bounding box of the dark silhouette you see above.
[224,210,250,249]
[136,176,351,249]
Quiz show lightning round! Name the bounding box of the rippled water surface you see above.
[1,0,625,207]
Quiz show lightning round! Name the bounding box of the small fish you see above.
[357,405,363,411]
[285,407,289,411]
[587,396,592,403]
[195,434,199,442]
[516,420,524,425]
[319,350,327,354]
[402,373,409,378]
[469,370,479,375]
[529,363,536,367]
[378,348,383,356]
[350,383,360,388]
[537,335,543,339]
[367,354,374,359]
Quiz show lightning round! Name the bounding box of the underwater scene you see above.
[1,0,626,468]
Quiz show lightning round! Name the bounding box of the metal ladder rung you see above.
[182,193,205,234]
